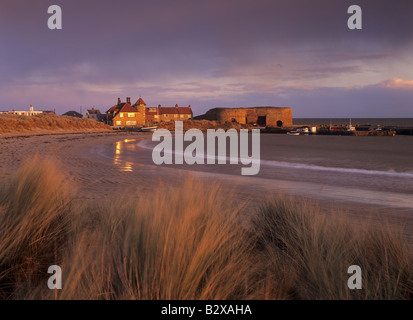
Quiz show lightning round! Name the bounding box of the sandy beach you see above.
[1,131,412,244]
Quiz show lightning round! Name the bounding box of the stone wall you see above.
[199,107,293,127]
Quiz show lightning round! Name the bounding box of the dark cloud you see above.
[191,83,413,118]
[0,0,412,116]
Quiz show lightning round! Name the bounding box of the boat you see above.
[287,127,310,135]
[140,126,157,132]
[347,118,356,131]
[287,131,300,136]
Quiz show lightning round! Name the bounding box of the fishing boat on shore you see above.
[140,126,157,132]
[287,127,310,135]
[347,119,356,131]
[287,131,300,135]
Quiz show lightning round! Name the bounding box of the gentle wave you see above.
[259,159,413,178]
[137,139,413,179]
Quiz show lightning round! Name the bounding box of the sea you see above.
[89,129,413,211]
[293,118,413,127]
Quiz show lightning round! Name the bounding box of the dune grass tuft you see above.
[58,179,257,300]
[0,156,73,298]
[251,196,413,299]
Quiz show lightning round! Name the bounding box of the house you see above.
[106,97,193,127]
[106,97,146,127]
[63,110,83,118]
[0,105,44,116]
[146,104,193,124]
[85,107,104,121]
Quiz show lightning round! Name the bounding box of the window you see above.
[187,114,191,118]
[164,114,169,118]
[126,121,137,125]
[154,115,159,119]
[120,113,124,118]
[116,121,122,126]
[174,114,178,118]
[128,113,135,117]
[180,114,184,118]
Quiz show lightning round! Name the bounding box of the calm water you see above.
[294,118,413,127]
[90,133,413,210]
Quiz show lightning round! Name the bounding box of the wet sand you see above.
[1,131,412,243]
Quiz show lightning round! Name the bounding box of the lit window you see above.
[128,113,135,117]
[154,115,159,119]
[180,114,184,118]
[126,121,137,125]
[120,113,124,118]
[174,114,178,118]
[116,121,122,125]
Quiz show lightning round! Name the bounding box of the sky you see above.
[0,0,412,117]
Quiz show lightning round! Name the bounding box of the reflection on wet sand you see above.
[102,135,413,211]
[113,139,145,172]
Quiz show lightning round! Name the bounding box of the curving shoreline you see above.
[1,131,412,244]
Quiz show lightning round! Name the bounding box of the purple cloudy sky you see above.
[0,0,412,117]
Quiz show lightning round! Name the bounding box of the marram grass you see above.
[0,158,411,299]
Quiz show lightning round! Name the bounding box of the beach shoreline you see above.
[1,131,412,243]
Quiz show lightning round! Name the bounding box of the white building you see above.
[0,105,44,116]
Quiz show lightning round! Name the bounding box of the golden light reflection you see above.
[116,142,121,155]
[113,139,146,172]
[114,141,134,172]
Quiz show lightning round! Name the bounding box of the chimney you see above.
[117,97,121,105]
[188,105,191,108]
[175,104,178,108]
[29,105,34,112]
[126,97,131,104]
